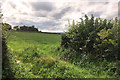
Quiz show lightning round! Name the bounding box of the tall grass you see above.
[6,31,118,78]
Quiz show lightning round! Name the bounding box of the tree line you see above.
[2,23,41,32]
[13,25,40,32]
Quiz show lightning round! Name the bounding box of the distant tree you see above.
[13,26,19,30]
[31,25,34,28]
[16,25,39,32]
[40,31,42,32]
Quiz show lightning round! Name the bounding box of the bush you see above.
[61,14,119,61]
[2,23,14,78]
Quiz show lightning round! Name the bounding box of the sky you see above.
[1,0,119,32]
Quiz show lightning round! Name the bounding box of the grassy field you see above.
[7,31,61,57]
[6,31,117,78]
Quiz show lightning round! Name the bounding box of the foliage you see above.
[2,23,12,39]
[61,14,119,61]
[4,14,120,78]
[13,25,39,32]
[1,21,14,78]
[60,14,120,77]
[6,31,118,78]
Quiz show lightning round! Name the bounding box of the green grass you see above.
[6,31,117,78]
[8,31,60,54]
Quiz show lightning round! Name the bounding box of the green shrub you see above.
[61,14,119,60]
[2,22,14,78]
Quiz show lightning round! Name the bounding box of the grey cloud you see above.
[32,11,47,17]
[9,2,16,9]
[52,7,72,20]
[20,20,38,26]
[88,2,109,5]
[38,21,61,29]
[87,11,103,17]
[77,8,81,12]
[35,13,46,17]
[22,12,28,15]
[21,1,27,5]
[6,17,17,24]
[10,22,21,26]
[9,1,28,15]
[5,1,117,32]
[104,2,109,4]
[33,20,61,30]
[17,9,28,15]
[10,20,38,27]
[11,20,62,31]
[31,2,54,11]
[106,12,118,19]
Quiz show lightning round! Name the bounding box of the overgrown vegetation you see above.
[2,22,14,78]
[61,14,120,77]
[2,14,120,78]
[7,31,100,78]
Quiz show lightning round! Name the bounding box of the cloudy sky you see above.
[1,0,119,32]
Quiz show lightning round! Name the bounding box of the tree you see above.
[15,25,39,32]
[13,26,19,30]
